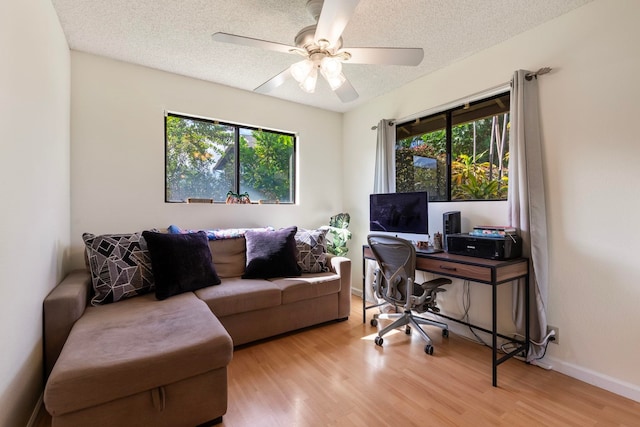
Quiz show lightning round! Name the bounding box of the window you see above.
[395,92,510,201]
[165,113,296,203]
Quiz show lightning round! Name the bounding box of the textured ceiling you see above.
[51,0,592,113]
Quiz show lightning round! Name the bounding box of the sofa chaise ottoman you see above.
[44,290,233,427]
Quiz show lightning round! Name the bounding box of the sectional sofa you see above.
[43,226,351,427]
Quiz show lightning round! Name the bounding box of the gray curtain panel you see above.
[508,69,550,362]
[368,119,396,305]
[373,119,396,194]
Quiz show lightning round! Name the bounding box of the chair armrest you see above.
[420,277,452,290]
[43,269,91,379]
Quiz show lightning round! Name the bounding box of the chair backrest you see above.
[367,234,417,306]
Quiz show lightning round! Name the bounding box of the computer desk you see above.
[362,245,530,387]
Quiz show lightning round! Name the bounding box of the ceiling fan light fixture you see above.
[290,59,314,83]
[299,67,318,93]
[212,0,424,103]
[320,56,342,78]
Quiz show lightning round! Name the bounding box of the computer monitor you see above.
[369,191,429,235]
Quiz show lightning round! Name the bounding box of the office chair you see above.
[367,234,451,355]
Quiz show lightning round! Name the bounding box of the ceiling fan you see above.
[212,0,424,103]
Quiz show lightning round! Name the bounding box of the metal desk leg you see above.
[525,275,530,359]
[492,283,498,387]
[362,251,366,323]
[362,293,366,323]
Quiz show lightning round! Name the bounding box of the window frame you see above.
[164,112,297,204]
[395,91,510,202]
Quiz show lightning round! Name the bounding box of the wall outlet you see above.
[547,325,559,345]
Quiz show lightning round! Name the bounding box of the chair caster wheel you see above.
[370,319,378,327]
[405,326,411,335]
[425,344,434,355]
[442,329,449,338]
[375,336,384,346]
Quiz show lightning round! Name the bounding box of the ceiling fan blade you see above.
[334,77,359,103]
[314,0,360,46]
[212,32,295,54]
[254,68,292,94]
[346,47,424,66]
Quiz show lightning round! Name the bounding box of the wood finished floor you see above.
[36,295,640,427]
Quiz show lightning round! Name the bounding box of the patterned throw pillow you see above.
[83,232,155,305]
[295,228,329,273]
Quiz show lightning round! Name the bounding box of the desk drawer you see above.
[416,257,491,282]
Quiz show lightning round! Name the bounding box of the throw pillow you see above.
[242,226,302,279]
[142,231,221,300]
[83,232,155,306]
[295,228,329,273]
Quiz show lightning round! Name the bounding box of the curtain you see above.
[366,119,396,304]
[373,119,396,193]
[508,70,550,362]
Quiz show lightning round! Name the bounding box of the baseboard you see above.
[544,355,640,403]
[352,292,639,402]
[26,393,44,427]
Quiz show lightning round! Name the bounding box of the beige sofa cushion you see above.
[208,238,246,278]
[269,273,342,304]
[44,292,232,416]
[195,278,281,317]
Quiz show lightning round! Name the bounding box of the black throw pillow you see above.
[242,226,302,279]
[142,230,221,300]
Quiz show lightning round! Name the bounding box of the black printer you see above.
[446,233,522,260]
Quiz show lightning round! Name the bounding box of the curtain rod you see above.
[371,121,395,131]
[370,82,509,130]
[525,67,552,81]
[370,67,552,130]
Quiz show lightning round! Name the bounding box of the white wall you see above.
[0,0,70,425]
[343,0,640,400]
[69,52,343,268]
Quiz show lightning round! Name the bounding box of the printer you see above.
[446,233,522,260]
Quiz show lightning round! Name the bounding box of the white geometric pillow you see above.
[294,228,329,273]
[83,232,155,305]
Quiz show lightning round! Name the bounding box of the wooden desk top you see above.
[363,245,528,285]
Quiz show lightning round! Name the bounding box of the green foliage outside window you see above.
[451,152,509,200]
[165,114,295,203]
[239,131,294,202]
[396,131,447,200]
[166,116,234,201]
[396,98,510,201]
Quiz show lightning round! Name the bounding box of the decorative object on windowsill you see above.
[323,212,352,257]
[258,199,280,204]
[187,198,214,204]
[225,191,251,204]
